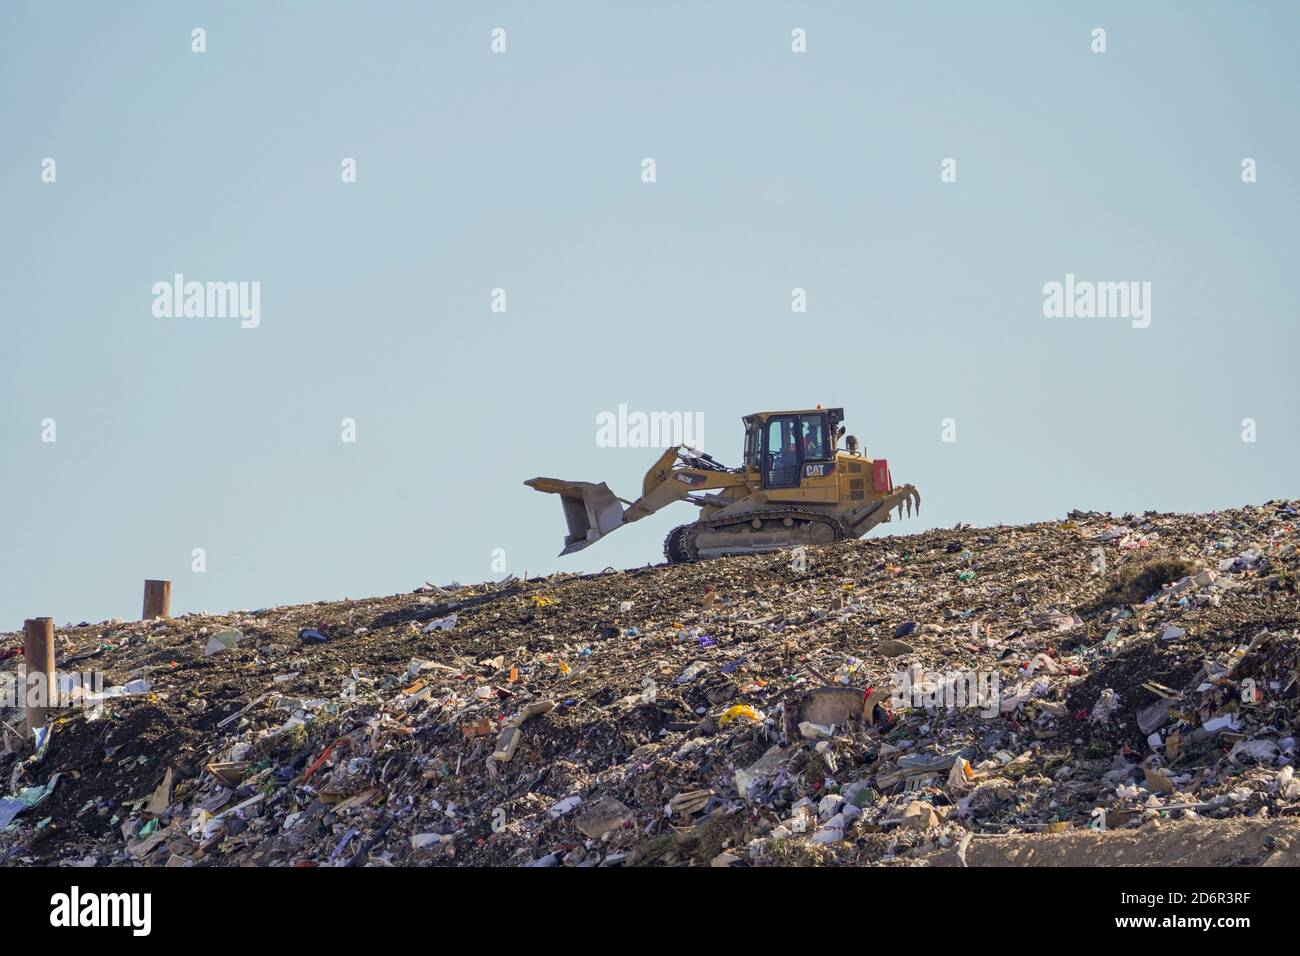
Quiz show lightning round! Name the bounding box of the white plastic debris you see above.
[422,614,458,633]
[205,628,242,656]
[549,796,582,818]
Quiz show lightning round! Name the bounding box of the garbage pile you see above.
[2,501,1298,867]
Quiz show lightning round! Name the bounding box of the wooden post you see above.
[22,617,55,737]
[142,579,172,620]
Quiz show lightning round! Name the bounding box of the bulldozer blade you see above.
[525,478,626,556]
[895,484,921,520]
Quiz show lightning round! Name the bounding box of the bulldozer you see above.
[526,406,920,563]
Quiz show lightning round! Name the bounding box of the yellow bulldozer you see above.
[526,406,920,562]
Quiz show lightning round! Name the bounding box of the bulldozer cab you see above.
[745,408,842,490]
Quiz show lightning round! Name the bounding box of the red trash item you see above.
[302,736,351,784]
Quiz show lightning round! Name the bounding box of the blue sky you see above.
[2,1,1297,626]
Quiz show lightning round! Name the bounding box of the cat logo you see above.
[804,463,829,478]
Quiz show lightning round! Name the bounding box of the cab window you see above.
[743,425,758,471]
[763,416,800,488]
[799,414,828,461]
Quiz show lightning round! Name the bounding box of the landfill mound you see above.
[2,502,1299,867]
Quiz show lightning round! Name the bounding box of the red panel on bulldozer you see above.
[872,459,892,492]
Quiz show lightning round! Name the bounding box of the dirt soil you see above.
[915,818,1300,866]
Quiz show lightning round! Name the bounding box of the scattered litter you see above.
[1,502,1298,866]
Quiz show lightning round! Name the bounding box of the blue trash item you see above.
[298,628,328,643]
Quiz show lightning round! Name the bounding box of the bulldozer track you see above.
[662,507,850,563]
